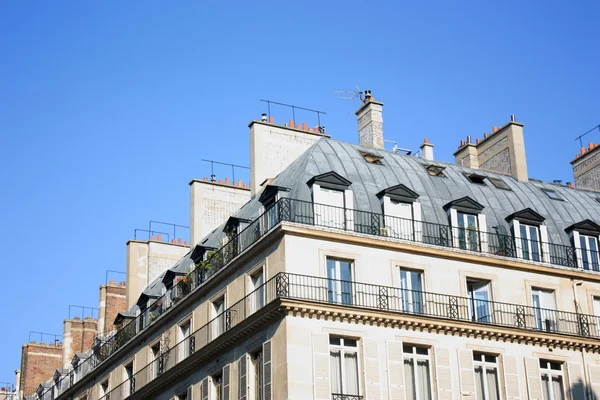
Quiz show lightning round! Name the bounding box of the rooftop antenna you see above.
[574,124,600,147]
[384,140,412,155]
[333,84,365,103]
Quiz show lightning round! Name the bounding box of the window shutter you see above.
[588,365,600,399]
[312,333,331,400]
[457,349,475,399]
[568,362,585,400]
[363,338,381,400]
[239,355,247,400]
[502,355,521,399]
[540,225,550,263]
[478,215,489,253]
[435,347,453,400]
[201,377,209,400]
[187,385,193,400]
[513,220,523,256]
[524,357,543,400]
[223,365,230,400]
[386,341,405,400]
[263,341,272,400]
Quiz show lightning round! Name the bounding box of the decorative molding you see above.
[377,184,419,203]
[505,208,546,225]
[443,196,485,213]
[307,171,352,190]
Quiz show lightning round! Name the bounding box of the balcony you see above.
[332,395,363,400]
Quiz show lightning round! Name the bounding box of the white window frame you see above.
[249,349,264,400]
[329,336,362,397]
[326,258,354,305]
[99,379,109,398]
[574,231,600,271]
[593,296,600,335]
[467,279,492,323]
[212,370,223,400]
[248,266,265,314]
[513,220,548,262]
[312,183,354,231]
[149,342,161,379]
[211,295,226,339]
[403,344,432,400]
[531,288,557,332]
[473,353,500,400]
[122,361,134,397]
[539,359,565,400]
[448,208,487,253]
[382,197,422,240]
[178,319,192,361]
[399,268,424,314]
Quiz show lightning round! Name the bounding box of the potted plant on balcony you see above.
[195,250,221,282]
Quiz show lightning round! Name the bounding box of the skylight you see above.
[359,150,383,165]
[464,173,487,185]
[425,164,446,177]
[487,177,511,191]
[542,188,563,201]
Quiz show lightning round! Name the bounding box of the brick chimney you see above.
[98,280,127,335]
[19,341,62,397]
[571,143,600,190]
[356,90,384,149]
[62,317,97,367]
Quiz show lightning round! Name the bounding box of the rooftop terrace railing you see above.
[100,272,598,400]
[44,197,599,399]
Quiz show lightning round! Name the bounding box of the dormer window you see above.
[444,197,486,252]
[566,220,600,271]
[464,173,487,185]
[425,164,445,177]
[259,184,290,230]
[506,208,548,263]
[307,171,353,230]
[376,184,421,240]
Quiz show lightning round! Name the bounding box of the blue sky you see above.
[0,0,598,386]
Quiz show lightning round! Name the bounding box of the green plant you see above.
[195,250,221,273]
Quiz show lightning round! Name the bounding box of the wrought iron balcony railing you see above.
[332,394,363,400]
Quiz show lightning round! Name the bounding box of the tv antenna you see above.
[333,84,365,103]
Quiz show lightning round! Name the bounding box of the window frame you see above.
[399,268,424,314]
[472,352,500,400]
[178,319,192,361]
[402,344,433,400]
[250,348,264,400]
[211,294,226,339]
[487,177,511,190]
[248,266,266,314]
[541,188,563,201]
[579,234,600,271]
[329,336,362,398]
[466,279,492,323]
[539,359,566,400]
[531,287,558,332]
[326,257,354,305]
[464,173,487,185]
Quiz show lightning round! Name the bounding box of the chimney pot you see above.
[184,241,188,246]
[581,147,586,155]
[243,183,248,188]
[289,119,294,128]
[119,281,126,286]
[467,135,472,143]
[218,179,223,184]
[203,177,207,181]
[302,122,307,130]
[476,138,481,144]
[238,179,242,186]
[171,239,176,243]
[484,133,489,138]
[423,138,429,144]
[269,115,274,124]
[225,177,230,185]
[157,233,162,242]
[510,115,516,122]
[109,280,115,285]
[492,126,499,133]
[589,143,594,150]
[178,238,182,245]
[150,235,155,241]
[295,124,301,129]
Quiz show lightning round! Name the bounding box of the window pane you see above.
[416,359,432,400]
[474,367,485,400]
[551,376,565,400]
[404,359,416,400]
[541,375,551,400]
[330,350,342,394]
[343,352,359,395]
[486,368,500,400]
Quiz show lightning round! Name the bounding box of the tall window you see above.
[520,224,541,261]
[467,279,491,323]
[263,197,278,231]
[123,362,134,396]
[594,297,600,335]
[327,258,353,305]
[251,350,263,400]
[473,353,500,400]
[329,337,360,397]
[100,380,109,399]
[385,200,414,240]
[249,268,265,314]
[213,371,223,400]
[212,297,226,338]
[532,288,557,332]
[540,360,565,400]
[150,343,161,379]
[403,345,432,400]
[580,234,600,271]
[457,212,479,251]
[179,320,191,360]
[315,187,345,229]
[400,269,423,314]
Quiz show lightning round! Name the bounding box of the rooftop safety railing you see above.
[101,272,598,400]
[43,197,599,399]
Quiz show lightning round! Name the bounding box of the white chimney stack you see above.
[355,89,384,149]
[420,138,434,161]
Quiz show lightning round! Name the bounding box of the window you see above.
[359,150,383,165]
[532,288,557,332]
[330,337,360,398]
[263,197,278,231]
[580,234,600,271]
[251,350,263,400]
[542,189,563,201]
[465,173,487,185]
[212,297,226,338]
[467,279,492,323]
[457,211,479,251]
[520,223,541,261]
[327,258,353,305]
[100,379,109,398]
[150,343,161,379]
[539,360,565,400]
[249,268,265,314]
[315,187,346,229]
[593,297,600,334]
[385,199,414,240]
[179,320,192,360]
[473,353,500,400]
[403,345,432,400]
[425,164,445,177]
[213,371,223,400]
[176,388,190,400]
[123,362,134,396]
[487,177,511,190]
[400,269,423,314]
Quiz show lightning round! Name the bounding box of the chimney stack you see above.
[355,89,384,149]
[571,143,600,190]
[420,138,434,161]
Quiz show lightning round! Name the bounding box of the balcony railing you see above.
[332,394,363,400]
[97,272,598,400]
[43,197,599,399]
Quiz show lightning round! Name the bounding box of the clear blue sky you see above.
[1,0,598,386]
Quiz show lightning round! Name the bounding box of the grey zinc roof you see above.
[168,251,194,274]
[226,138,600,248]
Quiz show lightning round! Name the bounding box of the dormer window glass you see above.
[487,177,511,190]
[457,212,479,251]
[580,234,599,271]
[444,197,486,253]
[542,188,563,201]
[520,224,541,262]
[308,171,353,231]
[565,220,600,271]
[506,208,548,263]
[377,184,421,241]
